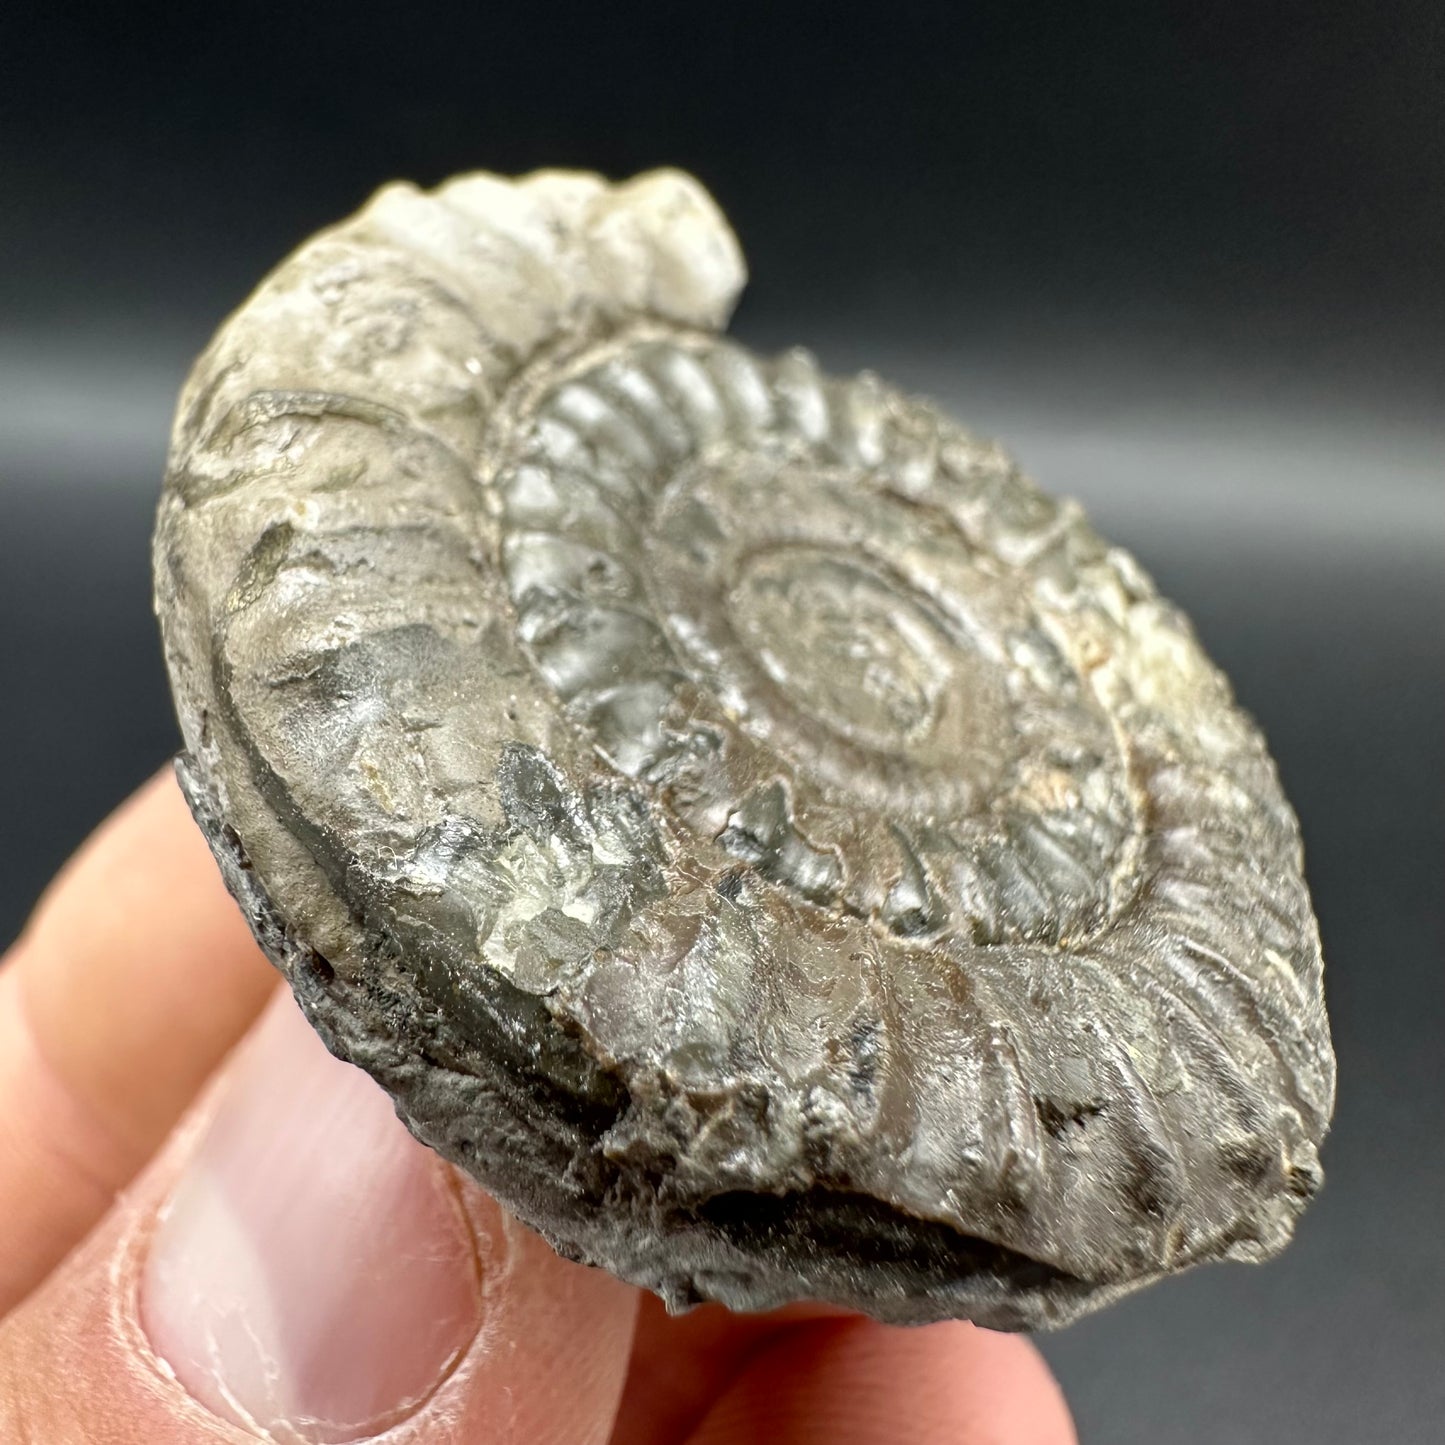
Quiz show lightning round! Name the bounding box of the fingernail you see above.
[140,991,482,1442]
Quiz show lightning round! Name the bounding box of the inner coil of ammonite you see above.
[493,332,1139,950]
[154,168,1335,1330]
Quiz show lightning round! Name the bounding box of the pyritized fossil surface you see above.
[153,169,1335,1329]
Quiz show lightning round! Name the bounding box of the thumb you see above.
[0,990,639,1445]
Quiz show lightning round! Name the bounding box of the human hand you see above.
[0,772,1077,1443]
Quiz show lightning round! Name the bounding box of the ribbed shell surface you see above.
[154,169,1335,1328]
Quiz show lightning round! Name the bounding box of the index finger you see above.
[0,769,276,1312]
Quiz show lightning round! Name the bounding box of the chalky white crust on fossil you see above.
[154,169,1335,1329]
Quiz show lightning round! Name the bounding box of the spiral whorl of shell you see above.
[155,169,1335,1329]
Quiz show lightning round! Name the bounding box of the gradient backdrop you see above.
[2,6,1442,1442]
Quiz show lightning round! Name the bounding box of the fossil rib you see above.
[154,168,1335,1329]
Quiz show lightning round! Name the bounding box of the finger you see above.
[0,990,640,1444]
[0,769,276,1311]
[613,1295,850,1445]
[685,1315,1076,1445]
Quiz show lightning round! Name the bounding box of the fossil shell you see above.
[154,169,1335,1329]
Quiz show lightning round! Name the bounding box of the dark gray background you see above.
[2,4,1441,1441]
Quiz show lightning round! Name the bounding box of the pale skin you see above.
[0,771,1077,1444]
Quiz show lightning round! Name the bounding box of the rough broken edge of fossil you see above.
[176,755,1155,1330]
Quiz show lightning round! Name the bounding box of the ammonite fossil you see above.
[153,169,1335,1329]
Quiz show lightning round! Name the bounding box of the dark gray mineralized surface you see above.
[153,169,1335,1329]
